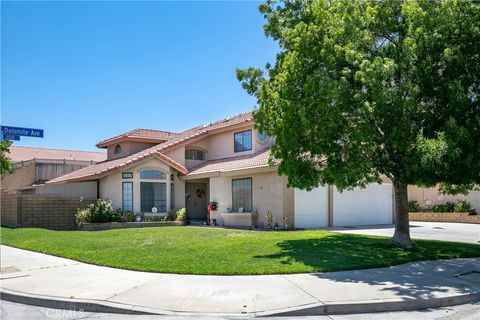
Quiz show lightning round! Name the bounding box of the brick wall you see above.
[1,162,36,191]
[0,190,19,227]
[409,212,480,224]
[1,191,94,230]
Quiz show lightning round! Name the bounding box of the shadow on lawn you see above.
[254,233,480,299]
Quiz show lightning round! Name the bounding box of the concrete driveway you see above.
[332,221,479,244]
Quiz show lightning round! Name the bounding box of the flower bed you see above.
[79,221,186,231]
[409,212,480,224]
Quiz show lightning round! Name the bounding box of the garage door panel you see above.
[333,184,393,227]
[294,187,328,228]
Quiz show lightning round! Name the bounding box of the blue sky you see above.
[1,1,277,151]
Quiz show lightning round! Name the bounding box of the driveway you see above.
[331,221,479,244]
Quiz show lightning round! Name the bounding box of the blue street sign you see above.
[0,133,21,141]
[0,126,44,138]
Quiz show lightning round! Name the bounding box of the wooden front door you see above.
[186,183,207,220]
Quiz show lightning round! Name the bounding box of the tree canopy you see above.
[0,140,13,176]
[238,0,480,248]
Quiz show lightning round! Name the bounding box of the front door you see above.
[185,183,207,220]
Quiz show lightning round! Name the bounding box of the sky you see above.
[1,1,277,151]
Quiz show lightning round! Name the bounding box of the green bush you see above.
[117,210,136,222]
[166,208,187,222]
[175,208,187,222]
[454,200,477,215]
[167,209,177,221]
[407,200,420,212]
[143,215,166,222]
[76,199,119,223]
[430,202,455,212]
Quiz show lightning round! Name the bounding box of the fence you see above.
[1,190,95,230]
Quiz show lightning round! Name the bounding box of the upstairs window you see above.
[140,170,167,180]
[234,130,252,153]
[185,149,206,161]
[114,145,122,155]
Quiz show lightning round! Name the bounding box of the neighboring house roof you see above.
[8,146,107,163]
[187,148,272,177]
[96,128,178,148]
[47,112,254,184]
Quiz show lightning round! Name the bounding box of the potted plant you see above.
[207,201,218,211]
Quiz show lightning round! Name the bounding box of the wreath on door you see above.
[195,188,205,198]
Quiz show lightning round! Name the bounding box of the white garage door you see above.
[333,183,393,227]
[294,187,329,228]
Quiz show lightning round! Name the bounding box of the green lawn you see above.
[1,226,479,275]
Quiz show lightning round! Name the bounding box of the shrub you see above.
[454,200,477,215]
[76,208,92,223]
[145,215,167,222]
[76,199,119,223]
[117,210,136,222]
[407,200,420,212]
[175,208,187,222]
[430,202,455,212]
[166,208,187,221]
[167,209,177,221]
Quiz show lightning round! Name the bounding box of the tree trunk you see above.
[390,181,416,249]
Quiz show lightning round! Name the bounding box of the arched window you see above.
[185,149,206,161]
[140,170,167,180]
[114,145,122,155]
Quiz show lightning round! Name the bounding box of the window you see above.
[234,130,252,153]
[232,178,252,212]
[122,172,133,179]
[170,183,174,210]
[185,149,206,161]
[122,182,133,212]
[140,182,166,212]
[114,145,122,155]
[140,170,166,180]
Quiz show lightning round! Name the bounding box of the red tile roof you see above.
[96,128,178,148]
[187,148,273,176]
[8,146,107,163]
[47,112,254,184]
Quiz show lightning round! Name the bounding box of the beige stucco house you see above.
[47,112,480,228]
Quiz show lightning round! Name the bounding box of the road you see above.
[1,300,479,320]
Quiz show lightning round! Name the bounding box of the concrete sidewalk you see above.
[1,245,479,316]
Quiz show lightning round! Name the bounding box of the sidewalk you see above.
[1,245,479,316]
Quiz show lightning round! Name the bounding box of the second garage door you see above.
[333,183,393,226]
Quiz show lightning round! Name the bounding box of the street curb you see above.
[256,292,480,316]
[0,289,168,316]
[2,288,479,317]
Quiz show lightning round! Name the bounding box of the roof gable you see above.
[48,111,254,184]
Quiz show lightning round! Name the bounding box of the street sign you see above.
[0,126,44,138]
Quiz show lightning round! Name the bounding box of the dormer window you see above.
[185,149,206,161]
[114,144,122,155]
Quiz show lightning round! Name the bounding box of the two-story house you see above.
[47,112,400,228]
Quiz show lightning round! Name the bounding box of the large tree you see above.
[238,0,480,248]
